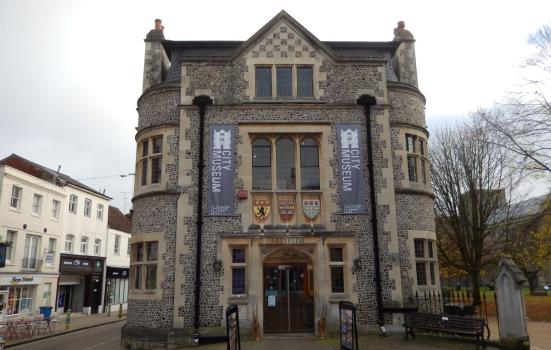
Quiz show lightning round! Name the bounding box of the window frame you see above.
[51,199,61,220]
[405,133,429,185]
[80,236,89,254]
[328,245,346,294]
[230,246,247,296]
[83,198,92,217]
[97,204,104,220]
[414,238,438,287]
[65,234,74,253]
[131,241,159,291]
[254,65,315,99]
[68,195,78,214]
[94,239,101,256]
[114,234,121,255]
[138,135,163,187]
[10,185,22,210]
[32,194,43,216]
[6,230,16,263]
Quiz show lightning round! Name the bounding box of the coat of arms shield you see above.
[253,199,271,221]
[302,199,321,220]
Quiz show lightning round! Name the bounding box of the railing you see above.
[21,258,42,270]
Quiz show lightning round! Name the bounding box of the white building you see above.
[104,206,131,312]
[0,154,111,317]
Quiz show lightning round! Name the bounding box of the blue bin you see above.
[39,306,53,319]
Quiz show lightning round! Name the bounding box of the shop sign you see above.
[278,198,295,221]
[107,267,129,279]
[0,275,40,285]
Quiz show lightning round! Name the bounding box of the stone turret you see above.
[142,19,170,92]
[392,21,418,88]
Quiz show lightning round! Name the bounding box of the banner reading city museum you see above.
[208,124,235,216]
[337,124,365,214]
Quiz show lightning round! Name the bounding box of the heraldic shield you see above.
[254,199,271,221]
[303,199,320,220]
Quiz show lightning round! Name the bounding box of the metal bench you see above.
[403,312,486,348]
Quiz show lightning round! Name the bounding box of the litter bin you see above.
[39,306,53,319]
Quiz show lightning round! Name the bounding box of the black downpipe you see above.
[192,95,213,344]
[357,94,385,328]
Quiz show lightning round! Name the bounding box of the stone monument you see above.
[495,257,530,350]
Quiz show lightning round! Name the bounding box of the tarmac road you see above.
[8,321,124,350]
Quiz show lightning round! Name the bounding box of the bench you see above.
[404,312,486,348]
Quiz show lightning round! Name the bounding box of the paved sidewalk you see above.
[486,318,551,350]
[198,334,500,350]
[3,312,127,348]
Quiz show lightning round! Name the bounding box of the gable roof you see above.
[161,10,399,62]
[108,206,132,233]
[0,154,111,199]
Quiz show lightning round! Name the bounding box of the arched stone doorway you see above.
[262,246,315,334]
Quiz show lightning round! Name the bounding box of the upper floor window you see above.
[405,134,429,185]
[94,239,101,255]
[80,236,89,254]
[32,194,43,215]
[69,195,78,214]
[6,230,16,262]
[84,199,92,217]
[114,234,121,255]
[255,65,314,98]
[131,241,158,290]
[97,204,104,220]
[10,186,22,209]
[138,136,163,186]
[51,200,61,220]
[65,234,74,253]
[251,135,320,191]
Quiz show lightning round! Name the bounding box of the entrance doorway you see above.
[263,248,314,334]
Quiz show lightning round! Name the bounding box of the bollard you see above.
[0,336,5,350]
[65,309,71,330]
[107,303,111,317]
[119,303,123,319]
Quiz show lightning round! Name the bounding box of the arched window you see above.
[65,234,74,253]
[252,139,272,190]
[300,138,320,190]
[276,138,296,190]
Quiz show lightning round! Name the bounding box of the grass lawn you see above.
[476,290,551,322]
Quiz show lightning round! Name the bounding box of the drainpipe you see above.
[357,94,385,330]
[192,95,212,344]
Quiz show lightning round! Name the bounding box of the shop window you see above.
[84,198,92,217]
[51,200,61,220]
[32,194,43,215]
[414,238,438,286]
[138,135,163,186]
[405,133,429,185]
[329,246,345,293]
[6,230,16,262]
[231,247,247,295]
[80,236,89,254]
[65,234,74,253]
[94,239,101,256]
[131,241,158,290]
[10,185,22,209]
[6,286,33,315]
[69,195,78,214]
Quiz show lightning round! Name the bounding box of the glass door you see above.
[263,264,314,333]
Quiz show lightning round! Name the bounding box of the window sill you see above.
[328,294,350,303]
[31,213,42,218]
[50,218,60,222]
[251,97,321,104]
[8,207,21,213]
[228,295,249,304]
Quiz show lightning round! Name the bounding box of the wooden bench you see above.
[404,312,486,348]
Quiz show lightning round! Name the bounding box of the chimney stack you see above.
[143,19,169,92]
[392,21,418,88]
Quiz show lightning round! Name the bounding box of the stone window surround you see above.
[254,64,314,99]
[135,128,171,197]
[31,193,43,216]
[230,245,248,297]
[399,128,430,191]
[245,57,322,101]
[408,230,439,292]
[10,185,22,210]
[129,231,165,300]
[328,244,346,295]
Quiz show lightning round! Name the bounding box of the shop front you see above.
[0,274,58,320]
[57,254,105,314]
[105,266,129,312]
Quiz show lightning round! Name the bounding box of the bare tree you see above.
[481,24,551,176]
[431,116,520,304]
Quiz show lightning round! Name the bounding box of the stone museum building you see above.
[124,11,439,348]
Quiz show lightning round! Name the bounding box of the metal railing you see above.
[21,257,43,270]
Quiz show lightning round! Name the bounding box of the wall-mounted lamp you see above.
[213,259,223,272]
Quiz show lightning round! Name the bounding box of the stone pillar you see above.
[495,258,530,350]
[143,19,170,92]
[392,21,418,88]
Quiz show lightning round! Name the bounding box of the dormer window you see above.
[255,65,314,98]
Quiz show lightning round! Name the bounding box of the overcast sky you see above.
[1,0,550,211]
